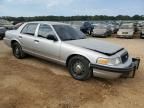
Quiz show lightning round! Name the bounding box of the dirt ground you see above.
[0,37,144,108]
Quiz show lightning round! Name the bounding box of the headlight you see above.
[110,58,121,65]
[97,58,109,65]
[97,57,121,66]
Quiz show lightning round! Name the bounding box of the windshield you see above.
[53,25,86,41]
[120,25,133,29]
[93,24,107,29]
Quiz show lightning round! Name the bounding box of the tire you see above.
[128,37,133,39]
[140,33,144,39]
[12,42,26,59]
[0,36,3,40]
[68,56,92,81]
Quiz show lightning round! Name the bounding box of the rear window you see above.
[21,23,38,36]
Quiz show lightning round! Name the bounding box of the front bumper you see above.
[117,35,133,38]
[92,33,108,37]
[90,58,140,79]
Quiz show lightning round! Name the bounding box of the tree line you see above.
[0,15,144,23]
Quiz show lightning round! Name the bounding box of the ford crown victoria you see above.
[4,21,140,80]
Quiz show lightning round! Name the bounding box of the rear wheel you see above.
[12,42,26,59]
[68,56,92,81]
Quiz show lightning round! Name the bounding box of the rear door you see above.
[19,23,38,53]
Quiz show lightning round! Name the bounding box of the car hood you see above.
[118,29,134,33]
[65,38,123,56]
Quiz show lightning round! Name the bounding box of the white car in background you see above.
[117,23,135,39]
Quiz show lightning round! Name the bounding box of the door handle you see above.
[19,36,22,39]
[34,40,39,43]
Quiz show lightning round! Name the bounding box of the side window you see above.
[21,23,38,36]
[38,24,54,38]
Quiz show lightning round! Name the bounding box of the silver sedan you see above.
[92,24,112,37]
[4,21,140,80]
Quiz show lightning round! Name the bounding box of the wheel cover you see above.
[14,47,20,57]
[72,60,85,76]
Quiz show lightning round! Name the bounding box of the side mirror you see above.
[47,34,58,41]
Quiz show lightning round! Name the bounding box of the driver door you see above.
[34,24,61,61]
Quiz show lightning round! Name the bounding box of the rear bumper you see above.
[90,58,140,79]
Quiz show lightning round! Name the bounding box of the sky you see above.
[0,0,144,17]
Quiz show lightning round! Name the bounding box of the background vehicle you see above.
[107,24,119,34]
[117,23,135,38]
[140,25,144,39]
[0,19,14,30]
[71,24,81,31]
[80,22,94,35]
[14,22,24,30]
[0,27,6,40]
[4,21,140,80]
[92,24,112,37]
[137,21,144,32]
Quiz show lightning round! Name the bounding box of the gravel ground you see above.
[0,37,144,108]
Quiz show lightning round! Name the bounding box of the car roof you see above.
[26,21,69,25]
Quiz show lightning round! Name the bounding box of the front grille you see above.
[121,52,129,63]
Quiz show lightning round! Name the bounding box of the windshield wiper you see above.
[79,37,86,39]
[63,38,76,41]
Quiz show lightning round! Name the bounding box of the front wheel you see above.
[68,56,92,81]
[140,33,144,39]
[12,42,26,59]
